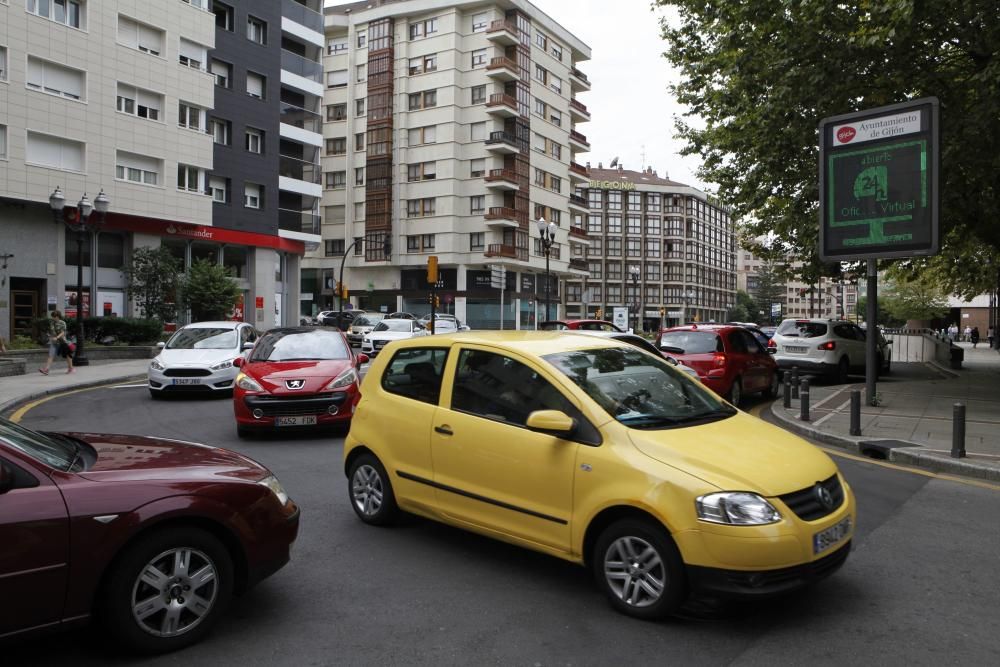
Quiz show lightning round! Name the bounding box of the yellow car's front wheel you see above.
[348,454,399,526]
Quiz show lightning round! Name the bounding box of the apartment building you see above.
[567,165,737,331]
[0,0,323,341]
[737,249,861,322]
[303,0,592,328]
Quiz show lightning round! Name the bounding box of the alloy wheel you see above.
[131,547,219,638]
[352,464,384,517]
[603,536,666,608]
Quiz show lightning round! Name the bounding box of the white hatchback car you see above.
[770,318,890,383]
[148,321,257,398]
[361,318,428,357]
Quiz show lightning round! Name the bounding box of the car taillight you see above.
[767,339,776,349]
[818,341,836,351]
[714,353,727,367]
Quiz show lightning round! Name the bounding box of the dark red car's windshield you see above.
[0,418,76,470]
[250,329,351,362]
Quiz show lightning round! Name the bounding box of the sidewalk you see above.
[0,359,151,415]
[771,342,1000,482]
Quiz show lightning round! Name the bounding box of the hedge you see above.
[32,317,163,345]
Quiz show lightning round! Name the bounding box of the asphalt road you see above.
[7,369,999,666]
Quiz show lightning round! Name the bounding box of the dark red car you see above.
[655,324,778,406]
[539,319,625,332]
[0,417,298,653]
[233,327,367,437]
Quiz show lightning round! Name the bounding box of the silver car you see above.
[148,321,257,398]
[770,318,891,383]
[348,314,385,346]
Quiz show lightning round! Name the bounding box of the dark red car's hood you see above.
[243,359,355,394]
[71,433,267,483]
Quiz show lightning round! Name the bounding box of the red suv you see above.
[655,324,778,406]
[0,417,299,653]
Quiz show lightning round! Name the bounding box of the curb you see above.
[0,374,147,417]
[768,401,1000,483]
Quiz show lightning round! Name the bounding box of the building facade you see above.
[566,166,737,331]
[0,0,321,342]
[302,0,592,328]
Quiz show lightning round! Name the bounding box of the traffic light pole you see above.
[336,239,361,331]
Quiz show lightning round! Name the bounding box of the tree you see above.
[656,0,1000,294]
[727,289,759,323]
[120,246,181,322]
[753,260,787,323]
[179,259,241,322]
[882,273,950,324]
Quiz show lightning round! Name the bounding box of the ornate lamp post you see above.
[684,289,695,324]
[628,265,640,333]
[535,218,557,322]
[50,187,109,366]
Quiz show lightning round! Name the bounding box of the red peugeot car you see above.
[655,324,778,406]
[0,417,298,653]
[233,327,367,437]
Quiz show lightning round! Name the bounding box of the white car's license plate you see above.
[784,345,808,353]
[275,415,317,427]
[813,516,851,555]
[171,378,201,385]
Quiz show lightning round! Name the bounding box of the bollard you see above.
[951,403,966,458]
[783,374,792,409]
[799,378,810,421]
[849,390,861,436]
[791,367,800,400]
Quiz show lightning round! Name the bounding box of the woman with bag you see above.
[39,310,74,375]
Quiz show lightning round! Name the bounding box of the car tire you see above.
[592,518,686,620]
[728,376,743,407]
[99,526,234,655]
[236,425,254,439]
[348,453,399,526]
[149,390,162,400]
[763,371,779,399]
[835,357,850,384]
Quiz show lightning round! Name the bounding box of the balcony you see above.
[485,168,520,191]
[279,208,321,236]
[568,258,589,272]
[279,155,321,184]
[486,56,519,82]
[569,130,591,152]
[484,244,527,261]
[279,101,322,134]
[485,93,518,118]
[570,66,591,91]
[569,161,590,182]
[485,20,519,46]
[569,193,588,212]
[485,130,520,154]
[484,207,523,228]
[568,225,591,246]
[569,98,590,122]
[281,49,323,84]
[282,0,323,34]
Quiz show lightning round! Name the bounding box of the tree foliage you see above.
[179,259,241,322]
[727,289,759,323]
[120,246,181,322]
[657,0,1000,294]
[754,260,788,319]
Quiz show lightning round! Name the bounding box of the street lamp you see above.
[628,265,640,333]
[684,289,695,324]
[535,217,557,322]
[49,187,110,366]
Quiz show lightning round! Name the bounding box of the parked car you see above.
[360,318,428,357]
[385,312,417,320]
[563,330,701,382]
[539,319,625,332]
[655,324,778,406]
[343,332,854,620]
[416,313,471,334]
[147,321,257,399]
[347,314,385,346]
[232,327,367,437]
[0,416,298,653]
[769,318,891,383]
[320,311,360,330]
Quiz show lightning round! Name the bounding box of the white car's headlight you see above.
[210,359,234,371]
[696,492,781,525]
[257,474,289,505]
[236,373,264,392]
[150,359,165,371]
[324,367,358,390]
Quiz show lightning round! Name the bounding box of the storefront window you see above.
[223,245,248,279]
[163,239,187,268]
[97,233,125,269]
[191,242,218,265]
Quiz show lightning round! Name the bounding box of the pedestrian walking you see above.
[963,325,972,342]
[948,323,958,342]
[970,327,980,348]
[39,310,74,375]
[989,326,996,349]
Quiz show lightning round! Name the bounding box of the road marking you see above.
[811,384,854,410]
[8,380,142,423]
[813,399,852,426]
[110,383,147,389]
[818,447,1000,492]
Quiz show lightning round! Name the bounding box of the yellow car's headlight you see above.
[696,492,781,525]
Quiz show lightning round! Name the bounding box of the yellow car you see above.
[344,332,855,618]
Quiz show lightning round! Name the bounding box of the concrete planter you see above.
[0,346,156,372]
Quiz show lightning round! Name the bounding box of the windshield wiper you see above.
[619,408,735,429]
[47,432,84,471]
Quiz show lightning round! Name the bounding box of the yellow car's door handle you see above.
[434,425,453,436]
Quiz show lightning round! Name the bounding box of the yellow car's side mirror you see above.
[525,410,576,436]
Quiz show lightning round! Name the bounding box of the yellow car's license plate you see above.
[813,516,851,555]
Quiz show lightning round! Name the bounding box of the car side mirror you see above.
[232,357,244,368]
[242,342,254,350]
[525,410,576,436]
[356,353,369,367]
[156,341,166,349]
[0,462,15,495]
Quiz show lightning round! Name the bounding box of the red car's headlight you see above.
[324,368,358,391]
[236,373,264,391]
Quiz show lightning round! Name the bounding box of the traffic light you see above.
[427,255,438,284]
[335,281,342,296]
[659,307,666,316]
[342,286,349,299]
[428,294,440,307]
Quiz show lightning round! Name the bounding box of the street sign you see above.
[819,97,939,261]
[770,302,782,317]
[489,264,506,289]
[612,307,628,330]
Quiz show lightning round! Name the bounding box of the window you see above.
[325,239,345,257]
[471,48,487,68]
[647,193,661,212]
[0,47,6,81]
[97,234,124,269]
[549,108,562,126]
[246,71,265,98]
[408,161,436,181]
[408,89,437,110]
[28,0,84,29]
[245,127,264,154]
[381,348,448,404]
[534,64,547,84]
[406,198,436,217]
[327,37,347,55]
[177,164,205,193]
[357,30,367,48]
[0,125,6,160]
[470,232,485,250]
[356,98,366,116]
[178,102,205,131]
[116,83,162,120]
[355,132,365,151]
[628,192,642,211]
[354,202,365,220]
[470,158,485,177]
[550,75,561,95]
[210,118,231,145]
[213,1,233,30]
[607,214,622,233]
[178,38,207,70]
[114,150,159,184]
[23,131,79,174]
[535,31,547,50]
[405,234,435,251]
[326,171,346,189]
[472,12,489,32]
[327,103,347,121]
[210,59,231,88]
[247,16,267,45]
[117,15,163,55]
[355,167,365,185]
[26,56,85,100]
[608,191,622,210]
[244,183,262,209]
[408,53,437,75]
[470,195,484,214]
[533,169,561,193]
[356,63,366,82]
[327,137,346,155]
[409,17,438,40]
[181,0,208,8]
[327,69,347,88]
[209,175,229,202]
[471,85,486,104]
[470,122,486,141]
[534,97,546,116]
[408,125,436,145]
[626,215,641,234]
[551,43,563,61]
[354,237,364,255]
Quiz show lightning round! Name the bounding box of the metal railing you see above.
[570,130,590,145]
[279,101,322,133]
[486,57,518,74]
[486,20,518,35]
[569,98,589,114]
[485,168,518,183]
[281,49,323,83]
[485,130,518,148]
[569,193,588,207]
[486,93,517,111]
[281,0,323,33]
[570,67,590,85]
[278,208,321,235]
[569,162,589,176]
[278,155,321,184]
[484,244,526,260]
